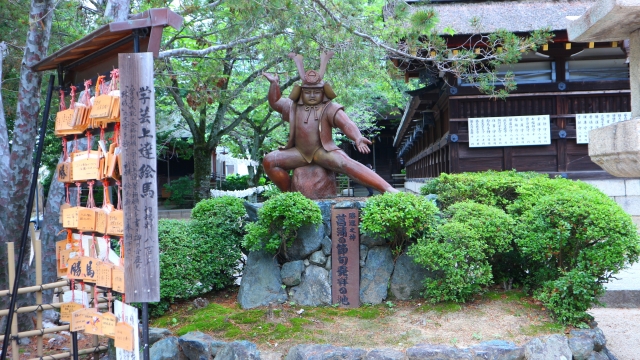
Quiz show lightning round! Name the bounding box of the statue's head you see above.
[288,51,337,105]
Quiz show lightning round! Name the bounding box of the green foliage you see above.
[360,192,438,250]
[534,270,602,327]
[191,195,247,230]
[418,171,640,325]
[515,186,640,325]
[421,170,545,210]
[260,185,282,200]
[409,201,513,302]
[243,192,322,255]
[220,174,266,191]
[163,176,194,208]
[153,213,245,317]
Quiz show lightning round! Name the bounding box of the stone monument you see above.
[262,52,398,199]
[568,0,640,176]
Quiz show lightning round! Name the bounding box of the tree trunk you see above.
[0,0,55,327]
[0,43,9,313]
[193,140,211,203]
[39,154,67,300]
[104,0,130,22]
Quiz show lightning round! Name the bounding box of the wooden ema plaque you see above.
[331,207,360,308]
[70,308,93,331]
[102,312,117,339]
[115,322,134,351]
[84,311,103,335]
[106,209,124,236]
[60,302,83,323]
[118,52,160,302]
[96,262,114,288]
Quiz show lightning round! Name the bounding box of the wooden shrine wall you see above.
[405,91,632,178]
[404,98,451,179]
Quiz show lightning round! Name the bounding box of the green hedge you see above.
[151,196,246,317]
[412,171,640,326]
[360,192,438,253]
[409,201,513,302]
[243,192,321,256]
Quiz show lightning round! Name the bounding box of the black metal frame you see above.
[1,74,55,360]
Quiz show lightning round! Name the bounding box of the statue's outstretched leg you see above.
[313,150,399,194]
[263,148,308,192]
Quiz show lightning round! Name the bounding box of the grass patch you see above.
[344,307,380,319]
[520,322,565,336]
[229,309,265,324]
[150,288,564,352]
[419,302,463,313]
[483,290,526,302]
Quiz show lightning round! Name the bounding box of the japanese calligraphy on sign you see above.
[468,115,551,147]
[331,208,360,308]
[576,112,631,144]
[118,53,160,303]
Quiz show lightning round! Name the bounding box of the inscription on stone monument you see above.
[331,208,359,308]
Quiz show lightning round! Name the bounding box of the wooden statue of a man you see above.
[262,51,398,196]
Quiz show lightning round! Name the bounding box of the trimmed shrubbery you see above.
[360,192,438,254]
[407,171,640,326]
[243,192,322,255]
[409,201,513,303]
[152,196,247,317]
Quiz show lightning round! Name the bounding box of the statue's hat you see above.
[288,51,337,101]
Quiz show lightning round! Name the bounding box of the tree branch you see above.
[165,67,201,140]
[230,58,282,99]
[207,0,223,10]
[158,32,283,59]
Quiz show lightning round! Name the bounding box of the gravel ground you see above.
[589,308,640,360]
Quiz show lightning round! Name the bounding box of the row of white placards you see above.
[467,112,632,147]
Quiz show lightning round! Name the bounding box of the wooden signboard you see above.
[118,52,160,303]
[331,207,360,308]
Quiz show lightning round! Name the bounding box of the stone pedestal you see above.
[291,164,337,199]
[589,118,640,177]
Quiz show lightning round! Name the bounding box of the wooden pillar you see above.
[503,147,513,171]
[35,235,43,358]
[118,53,160,303]
[556,96,568,172]
[7,242,19,360]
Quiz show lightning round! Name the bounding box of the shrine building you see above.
[392,0,635,197]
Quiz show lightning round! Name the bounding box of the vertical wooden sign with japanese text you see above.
[331,207,360,308]
[118,52,160,302]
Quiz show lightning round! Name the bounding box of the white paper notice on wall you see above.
[468,115,551,148]
[114,300,140,360]
[576,112,631,144]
